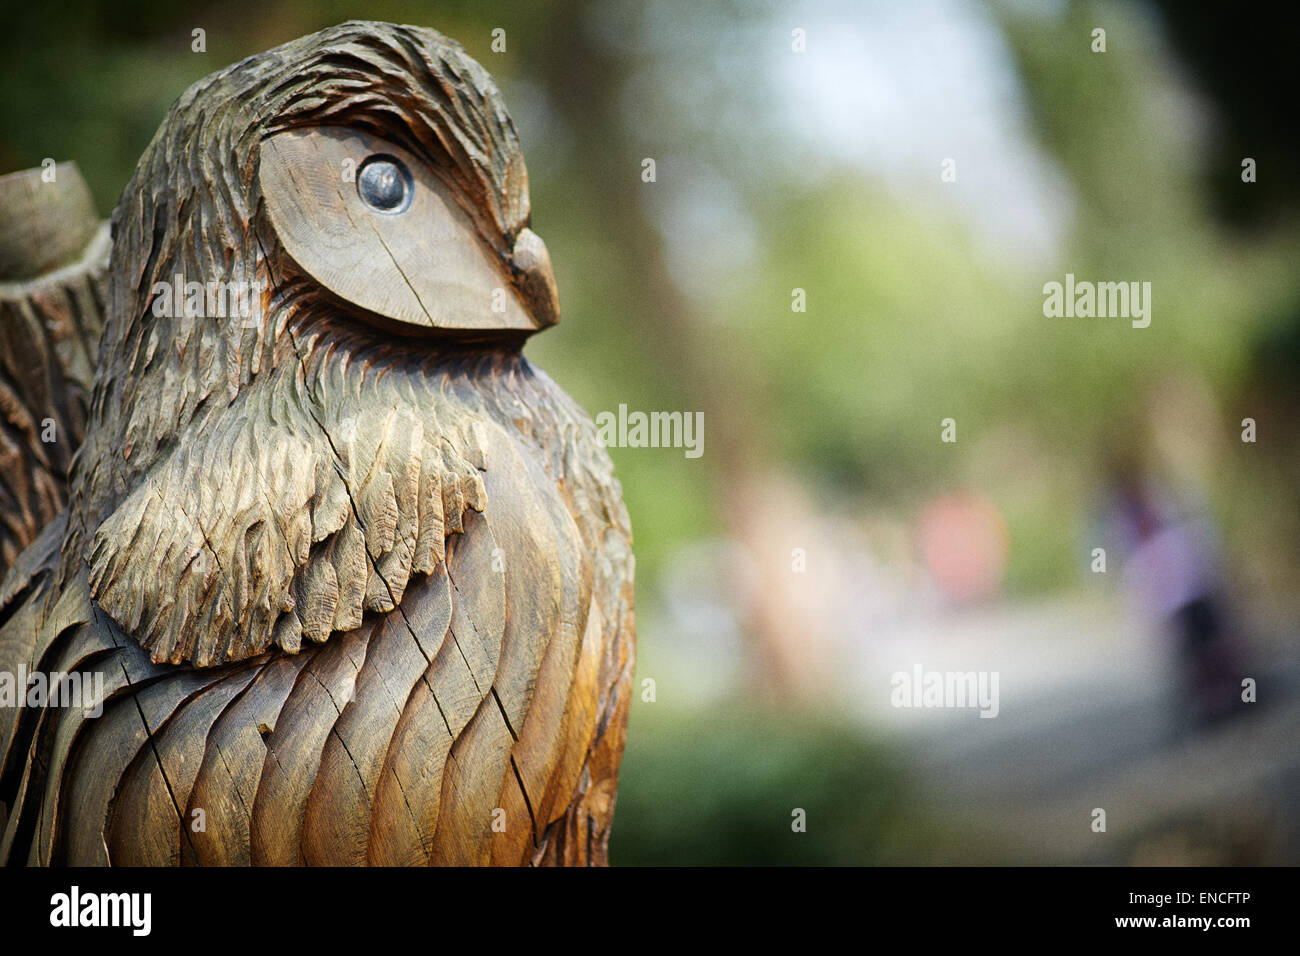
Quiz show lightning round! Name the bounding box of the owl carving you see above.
[0,21,634,866]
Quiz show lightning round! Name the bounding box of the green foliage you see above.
[612,704,911,865]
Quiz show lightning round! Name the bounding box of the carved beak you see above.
[510,228,560,330]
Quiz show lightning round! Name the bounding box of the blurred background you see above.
[3,0,1296,864]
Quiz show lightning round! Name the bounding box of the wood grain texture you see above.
[0,21,634,867]
[0,162,107,582]
[0,163,100,280]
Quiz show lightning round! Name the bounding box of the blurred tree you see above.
[1153,0,1300,228]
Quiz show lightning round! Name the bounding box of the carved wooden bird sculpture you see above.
[0,21,634,866]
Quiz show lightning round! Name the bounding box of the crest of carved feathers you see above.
[0,21,635,866]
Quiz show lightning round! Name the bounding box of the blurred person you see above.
[1103,454,1246,734]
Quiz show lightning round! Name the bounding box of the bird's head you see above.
[123,19,555,337]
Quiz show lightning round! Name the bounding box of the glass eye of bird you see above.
[357,155,412,213]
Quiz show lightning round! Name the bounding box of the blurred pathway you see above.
[848,595,1300,863]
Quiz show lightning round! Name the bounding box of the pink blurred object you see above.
[917,492,1009,602]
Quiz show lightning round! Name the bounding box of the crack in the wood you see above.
[203,661,286,835]
[117,658,202,865]
[143,481,232,661]
[492,688,539,850]
[509,754,539,848]
[445,620,482,694]
[441,544,496,698]
[381,762,428,862]
[281,316,468,748]
[267,240,508,865]
[490,686,519,742]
